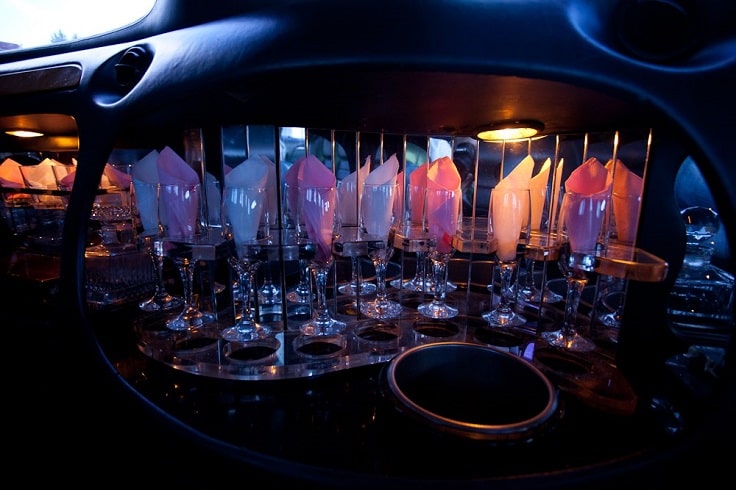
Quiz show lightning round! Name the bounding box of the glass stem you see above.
[176,257,203,325]
[413,250,426,289]
[563,272,588,337]
[236,260,255,325]
[351,255,364,292]
[374,258,387,302]
[496,260,518,316]
[429,255,448,305]
[311,264,331,326]
[152,241,169,298]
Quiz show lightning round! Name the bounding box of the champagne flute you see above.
[297,185,346,336]
[417,186,462,319]
[541,188,608,352]
[160,182,215,332]
[283,182,314,304]
[359,181,402,319]
[220,184,272,342]
[336,175,376,297]
[483,186,530,327]
[135,182,184,312]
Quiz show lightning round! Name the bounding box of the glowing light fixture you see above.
[5,129,44,138]
[476,120,544,142]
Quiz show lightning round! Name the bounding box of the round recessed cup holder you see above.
[386,342,559,442]
[224,336,281,365]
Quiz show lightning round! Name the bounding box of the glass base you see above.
[417,301,458,319]
[299,317,347,336]
[258,283,281,305]
[360,299,402,319]
[482,309,526,327]
[166,309,216,331]
[338,281,377,296]
[286,287,313,304]
[390,277,457,293]
[139,292,184,312]
[541,330,596,352]
[221,322,272,342]
[518,286,563,304]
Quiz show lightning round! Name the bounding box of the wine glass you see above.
[417,186,462,319]
[359,181,402,319]
[336,175,376,297]
[159,182,216,332]
[134,182,184,312]
[541,188,608,352]
[283,182,314,305]
[220,184,272,342]
[297,184,346,336]
[483,186,530,327]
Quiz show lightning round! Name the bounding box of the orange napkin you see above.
[606,159,643,243]
[562,157,611,252]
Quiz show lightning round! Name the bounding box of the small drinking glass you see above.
[134,182,184,313]
[483,186,530,327]
[159,182,216,332]
[541,188,608,352]
[417,186,462,319]
[297,185,346,336]
[220,184,272,342]
[359,182,402,319]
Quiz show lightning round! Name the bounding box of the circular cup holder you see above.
[412,318,460,341]
[224,336,281,364]
[387,342,559,442]
[293,333,347,359]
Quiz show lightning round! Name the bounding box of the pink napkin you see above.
[408,161,430,224]
[361,154,400,237]
[104,164,133,190]
[562,157,611,252]
[337,155,370,226]
[0,158,24,187]
[297,155,338,262]
[425,156,462,253]
[606,159,643,243]
[157,146,199,184]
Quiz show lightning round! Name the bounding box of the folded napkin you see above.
[549,158,564,231]
[425,156,462,253]
[131,147,201,237]
[529,158,551,231]
[490,155,534,261]
[0,158,24,187]
[408,161,430,224]
[337,155,370,226]
[606,159,643,243]
[562,157,611,252]
[104,163,133,190]
[297,155,338,262]
[223,158,271,245]
[361,154,400,237]
[20,158,59,189]
[158,146,200,185]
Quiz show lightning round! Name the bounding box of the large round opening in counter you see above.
[386,342,559,442]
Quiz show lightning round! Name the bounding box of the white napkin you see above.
[337,155,370,226]
[361,154,400,237]
[20,158,58,189]
[223,155,270,243]
[131,150,161,233]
